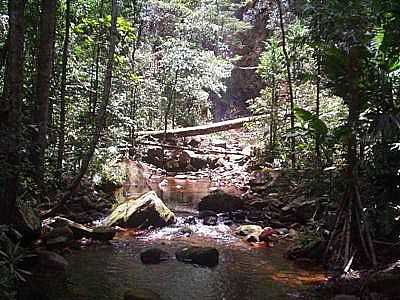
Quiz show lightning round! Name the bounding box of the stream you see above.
[56,176,326,300]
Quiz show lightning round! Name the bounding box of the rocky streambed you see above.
[48,175,327,300]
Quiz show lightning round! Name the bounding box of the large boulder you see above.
[198,190,244,213]
[104,191,175,228]
[175,246,219,267]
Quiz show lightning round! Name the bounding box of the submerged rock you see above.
[35,250,69,272]
[140,248,170,264]
[104,191,175,228]
[198,190,244,213]
[124,288,161,300]
[175,246,219,267]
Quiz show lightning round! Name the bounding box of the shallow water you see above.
[56,177,326,300]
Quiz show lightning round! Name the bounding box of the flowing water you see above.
[56,177,326,300]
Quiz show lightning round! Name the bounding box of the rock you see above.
[90,226,116,241]
[140,248,170,264]
[236,225,263,236]
[178,226,193,236]
[182,150,208,170]
[247,210,266,222]
[281,197,317,223]
[175,246,219,267]
[275,228,289,235]
[35,250,69,272]
[203,215,218,226]
[259,227,276,243]
[124,288,161,300]
[198,210,217,219]
[183,216,197,225]
[232,210,246,223]
[245,234,259,243]
[288,228,299,239]
[81,195,97,209]
[188,137,202,148]
[104,191,175,228]
[211,139,226,148]
[43,226,74,248]
[72,212,93,224]
[287,238,326,261]
[145,147,164,167]
[198,190,244,213]
[14,206,42,244]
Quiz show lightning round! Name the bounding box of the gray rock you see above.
[176,246,219,267]
[104,191,175,228]
[198,190,244,213]
[140,248,170,264]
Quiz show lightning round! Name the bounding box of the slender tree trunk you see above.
[315,48,321,164]
[32,0,57,183]
[270,76,276,153]
[92,46,101,117]
[70,0,118,190]
[57,0,72,177]
[276,0,296,167]
[315,7,322,166]
[0,0,26,224]
[163,69,179,140]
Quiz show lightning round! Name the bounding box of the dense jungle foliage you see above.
[0,0,399,299]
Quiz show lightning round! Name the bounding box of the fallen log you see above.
[135,115,266,138]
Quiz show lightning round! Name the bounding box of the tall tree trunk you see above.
[0,0,26,224]
[315,48,321,165]
[32,0,57,183]
[70,0,118,190]
[57,0,72,177]
[276,0,296,167]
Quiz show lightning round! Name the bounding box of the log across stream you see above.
[53,176,326,300]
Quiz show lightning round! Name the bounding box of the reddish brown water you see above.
[56,177,326,300]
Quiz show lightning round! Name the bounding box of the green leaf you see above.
[294,107,314,123]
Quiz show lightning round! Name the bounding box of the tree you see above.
[70,0,119,190]
[57,0,72,177]
[276,0,296,167]
[32,0,57,183]
[0,0,26,224]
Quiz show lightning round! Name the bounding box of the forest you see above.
[0,0,399,299]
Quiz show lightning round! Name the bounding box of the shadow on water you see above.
[56,176,326,300]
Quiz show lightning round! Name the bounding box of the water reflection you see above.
[57,176,326,300]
